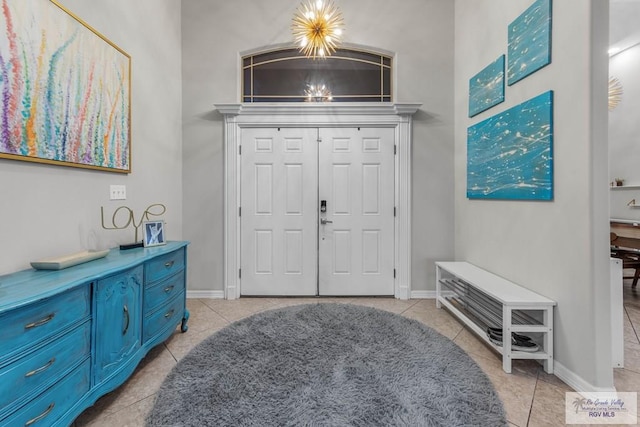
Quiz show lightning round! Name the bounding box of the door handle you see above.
[320,218,333,225]
[123,304,130,336]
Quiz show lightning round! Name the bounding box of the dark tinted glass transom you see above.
[242,48,392,103]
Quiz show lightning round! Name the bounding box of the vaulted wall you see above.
[454,0,611,389]
[181,0,456,296]
[0,0,183,275]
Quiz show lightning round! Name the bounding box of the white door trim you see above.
[216,103,421,300]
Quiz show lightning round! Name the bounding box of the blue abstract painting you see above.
[507,0,552,85]
[467,91,553,200]
[469,55,505,117]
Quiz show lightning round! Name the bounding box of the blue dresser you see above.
[0,241,189,426]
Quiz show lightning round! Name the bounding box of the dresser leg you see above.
[181,309,190,332]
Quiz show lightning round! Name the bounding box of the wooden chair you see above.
[611,232,640,288]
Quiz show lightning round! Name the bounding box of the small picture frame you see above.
[143,220,166,247]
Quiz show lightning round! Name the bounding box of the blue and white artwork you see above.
[469,55,505,117]
[467,90,553,200]
[507,0,552,85]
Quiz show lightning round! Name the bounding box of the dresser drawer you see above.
[0,285,90,363]
[0,321,90,413]
[144,270,185,314]
[145,249,185,284]
[0,358,90,427]
[143,292,184,342]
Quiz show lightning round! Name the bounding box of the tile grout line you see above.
[524,368,542,427]
[624,304,640,344]
[163,341,178,363]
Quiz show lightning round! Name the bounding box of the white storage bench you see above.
[436,262,556,374]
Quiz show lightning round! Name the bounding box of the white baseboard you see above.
[187,290,437,300]
[410,290,437,299]
[553,360,616,392]
[188,290,437,300]
[186,290,225,299]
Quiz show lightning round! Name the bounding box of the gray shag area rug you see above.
[147,303,506,426]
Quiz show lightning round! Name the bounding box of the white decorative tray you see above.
[31,249,110,270]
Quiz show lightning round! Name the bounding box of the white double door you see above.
[240,127,395,296]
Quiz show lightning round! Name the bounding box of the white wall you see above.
[454,0,612,389]
[609,43,640,220]
[0,0,182,275]
[181,0,455,293]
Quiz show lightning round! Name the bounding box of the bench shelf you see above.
[435,261,556,374]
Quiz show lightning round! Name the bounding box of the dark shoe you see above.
[486,329,503,345]
[486,327,533,342]
[510,338,539,352]
[486,330,539,352]
[487,332,503,347]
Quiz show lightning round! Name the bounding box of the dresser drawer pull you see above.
[164,309,175,319]
[123,305,130,336]
[25,358,56,378]
[164,285,175,293]
[25,402,54,426]
[164,260,175,268]
[24,314,55,330]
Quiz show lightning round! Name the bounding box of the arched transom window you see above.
[242,47,392,103]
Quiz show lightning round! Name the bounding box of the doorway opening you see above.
[217,103,420,299]
[240,127,395,296]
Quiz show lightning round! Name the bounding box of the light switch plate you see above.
[110,185,126,200]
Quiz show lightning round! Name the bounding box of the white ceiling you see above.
[610,0,640,54]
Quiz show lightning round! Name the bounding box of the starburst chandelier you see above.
[292,0,344,59]
[305,83,333,102]
[608,76,623,111]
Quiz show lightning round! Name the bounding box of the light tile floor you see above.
[73,284,640,427]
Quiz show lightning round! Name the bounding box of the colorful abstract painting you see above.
[507,0,552,86]
[467,90,554,200]
[0,0,131,172]
[469,55,505,117]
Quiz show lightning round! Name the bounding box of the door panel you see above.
[362,230,381,273]
[240,128,318,296]
[318,128,395,296]
[284,230,303,274]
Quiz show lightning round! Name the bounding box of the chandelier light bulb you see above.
[292,0,344,59]
[609,76,623,111]
[305,82,332,102]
